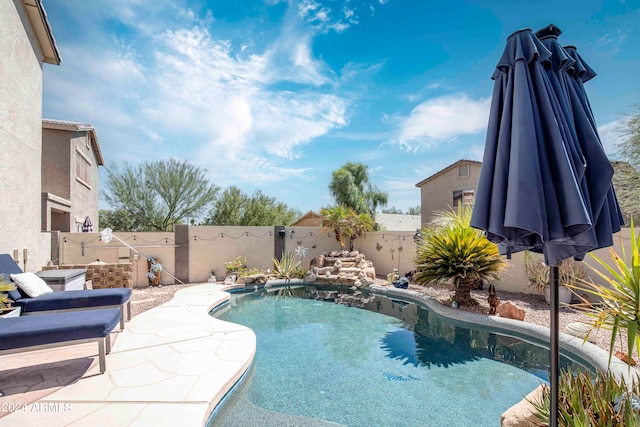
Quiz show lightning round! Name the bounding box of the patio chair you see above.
[0,308,121,373]
[0,254,131,330]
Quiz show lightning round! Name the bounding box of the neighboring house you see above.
[0,0,61,271]
[415,159,482,224]
[375,213,421,231]
[290,211,323,227]
[42,119,104,232]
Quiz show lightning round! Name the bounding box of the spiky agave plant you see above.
[273,251,302,282]
[566,219,640,368]
[414,206,505,306]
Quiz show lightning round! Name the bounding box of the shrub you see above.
[531,369,640,426]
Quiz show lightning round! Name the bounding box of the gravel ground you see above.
[130,279,639,365]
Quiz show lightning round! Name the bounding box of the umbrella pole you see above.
[550,264,560,427]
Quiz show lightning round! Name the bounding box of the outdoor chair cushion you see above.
[0,308,120,351]
[14,288,131,313]
[9,272,54,297]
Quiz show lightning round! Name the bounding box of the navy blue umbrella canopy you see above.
[470,27,621,267]
[470,25,623,426]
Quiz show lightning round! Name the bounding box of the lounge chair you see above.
[0,254,131,330]
[0,308,121,373]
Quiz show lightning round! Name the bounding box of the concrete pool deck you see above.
[0,283,255,426]
[1,283,637,426]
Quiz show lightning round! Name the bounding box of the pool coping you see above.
[1,283,256,427]
[370,285,639,382]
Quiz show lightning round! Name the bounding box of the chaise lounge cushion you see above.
[14,288,131,313]
[0,308,120,351]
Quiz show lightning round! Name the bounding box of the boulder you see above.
[501,385,543,426]
[240,274,268,285]
[497,301,525,321]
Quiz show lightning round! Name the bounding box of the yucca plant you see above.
[524,251,588,294]
[530,369,640,426]
[565,220,640,368]
[414,206,506,306]
[273,251,302,281]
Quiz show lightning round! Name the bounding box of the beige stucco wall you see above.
[56,226,632,293]
[42,128,71,199]
[41,128,100,232]
[0,0,52,272]
[70,133,100,231]
[419,162,482,223]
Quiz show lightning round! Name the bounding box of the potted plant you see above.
[0,276,20,317]
[224,256,247,277]
[523,251,587,304]
[413,206,506,306]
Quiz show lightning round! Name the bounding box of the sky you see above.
[41,0,640,216]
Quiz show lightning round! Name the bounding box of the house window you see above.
[453,189,475,207]
[458,164,470,178]
[76,150,91,186]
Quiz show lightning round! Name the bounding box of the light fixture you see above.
[278,227,286,239]
[413,230,423,243]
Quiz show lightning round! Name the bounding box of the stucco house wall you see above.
[42,121,103,233]
[0,0,61,272]
[416,159,482,224]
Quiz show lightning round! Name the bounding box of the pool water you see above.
[209,286,580,427]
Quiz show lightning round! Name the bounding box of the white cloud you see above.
[390,94,490,151]
[598,119,625,158]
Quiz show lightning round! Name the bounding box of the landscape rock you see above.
[501,385,543,427]
[497,301,525,321]
[305,251,376,287]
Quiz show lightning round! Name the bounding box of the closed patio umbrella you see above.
[470,26,622,426]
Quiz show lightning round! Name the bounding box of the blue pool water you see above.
[209,286,580,426]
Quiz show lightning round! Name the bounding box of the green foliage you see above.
[531,369,640,426]
[406,205,421,215]
[0,277,16,310]
[611,161,640,225]
[321,205,375,250]
[328,162,388,217]
[104,159,218,231]
[99,209,141,232]
[205,186,300,226]
[224,256,247,274]
[272,251,302,279]
[523,251,588,294]
[615,107,640,169]
[414,206,505,305]
[567,220,640,367]
[381,205,421,215]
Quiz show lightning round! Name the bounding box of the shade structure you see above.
[470,25,622,426]
[82,216,93,232]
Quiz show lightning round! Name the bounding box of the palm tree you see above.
[321,205,374,250]
[414,206,506,306]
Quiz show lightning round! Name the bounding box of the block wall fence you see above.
[55,225,631,294]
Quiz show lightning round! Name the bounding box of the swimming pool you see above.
[208,285,582,426]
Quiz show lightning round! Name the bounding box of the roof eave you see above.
[23,0,62,65]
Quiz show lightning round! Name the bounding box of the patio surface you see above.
[0,284,255,426]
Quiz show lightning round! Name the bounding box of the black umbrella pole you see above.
[550,264,560,427]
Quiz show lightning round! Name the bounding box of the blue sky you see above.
[42,0,640,216]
